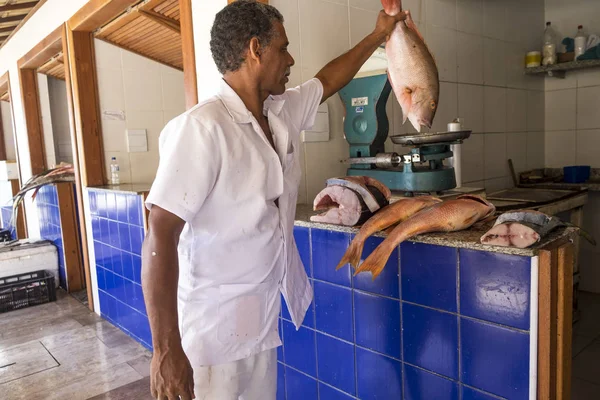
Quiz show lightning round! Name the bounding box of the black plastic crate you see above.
[0,270,56,313]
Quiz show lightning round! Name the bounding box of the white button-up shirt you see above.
[145,77,323,366]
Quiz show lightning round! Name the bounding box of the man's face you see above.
[258,22,295,96]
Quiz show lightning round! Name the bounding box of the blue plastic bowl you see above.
[564,165,590,183]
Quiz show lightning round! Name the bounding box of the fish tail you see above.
[381,0,402,16]
[353,242,394,280]
[336,238,365,270]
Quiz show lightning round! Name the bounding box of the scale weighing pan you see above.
[390,130,471,146]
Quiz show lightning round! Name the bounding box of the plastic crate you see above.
[0,270,56,313]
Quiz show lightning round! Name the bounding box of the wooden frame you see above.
[0,0,49,50]
[17,25,86,293]
[0,72,27,239]
[537,235,575,400]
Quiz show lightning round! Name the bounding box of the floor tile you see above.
[573,341,600,385]
[571,377,600,400]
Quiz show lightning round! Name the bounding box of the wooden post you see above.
[179,0,198,109]
[537,249,558,400]
[56,182,85,291]
[0,109,6,160]
[556,243,574,399]
[10,179,27,239]
[18,68,46,175]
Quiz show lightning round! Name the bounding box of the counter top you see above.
[294,204,577,257]
[88,184,151,195]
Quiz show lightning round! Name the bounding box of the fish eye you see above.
[430,101,436,110]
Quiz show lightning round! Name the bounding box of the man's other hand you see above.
[374,9,408,41]
[150,344,195,400]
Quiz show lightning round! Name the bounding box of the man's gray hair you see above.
[210,0,284,74]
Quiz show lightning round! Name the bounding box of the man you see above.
[142,1,406,399]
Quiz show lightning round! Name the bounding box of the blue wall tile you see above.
[122,252,135,282]
[118,222,131,253]
[461,386,500,400]
[401,242,457,312]
[316,333,355,396]
[312,229,351,287]
[353,236,399,299]
[277,362,286,400]
[354,290,401,358]
[97,191,107,218]
[286,367,318,400]
[356,347,402,400]
[106,192,117,220]
[278,319,285,362]
[293,226,311,277]
[130,225,144,256]
[460,249,531,330]
[99,218,109,244]
[319,383,355,399]
[314,281,353,342]
[282,320,317,378]
[461,318,530,399]
[112,250,124,277]
[282,293,315,329]
[109,220,120,248]
[132,254,142,284]
[116,194,128,222]
[404,364,459,400]
[89,191,97,214]
[127,194,142,226]
[402,303,458,380]
[97,267,106,291]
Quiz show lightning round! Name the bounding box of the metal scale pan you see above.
[390,130,472,146]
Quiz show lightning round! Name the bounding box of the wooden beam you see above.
[138,9,180,34]
[68,0,141,32]
[17,25,62,69]
[0,26,15,33]
[0,0,48,50]
[62,23,94,310]
[11,179,27,239]
[0,1,39,13]
[65,29,105,187]
[18,68,46,175]
[556,243,574,400]
[56,183,85,292]
[0,106,6,160]
[537,249,557,400]
[179,0,197,109]
[0,14,27,24]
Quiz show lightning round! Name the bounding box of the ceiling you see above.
[0,0,43,48]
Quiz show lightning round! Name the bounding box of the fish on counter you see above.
[310,176,391,226]
[382,0,439,132]
[481,210,597,248]
[353,195,496,280]
[335,195,442,270]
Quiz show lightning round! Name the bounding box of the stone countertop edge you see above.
[294,204,577,257]
[88,184,151,195]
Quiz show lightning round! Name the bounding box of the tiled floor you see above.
[0,290,152,400]
[1,290,599,399]
[572,291,600,399]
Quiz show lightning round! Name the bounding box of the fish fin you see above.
[399,87,413,126]
[353,243,393,280]
[408,112,422,133]
[336,238,365,270]
[404,10,424,42]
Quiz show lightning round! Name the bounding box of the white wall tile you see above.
[527,131,545,169]
[483,38,506,87]
[163,109,184,126]
[426,25,457,82]
[94,39,122,70]
[461,133,484,182]
[431,82,458,132]
[485,176,509,193]
[403,0,424,22]
[101,120,127,153]
[506,89,527,132]
[506,132,527,174]
[349,0,381,12]
[129,151,160,184]
[0,103,15,160]
[161,71,185,113]
[484,132,507,178]
[545,130,576,168]
[505,0,529,45]
[577,86,600,130]
[576,129,600,167]
[457,32,483,85]
[527,90,544,131]
[426,0,456,30]
[544,74,577,91]
[484,86,506,133]
[505,43,528,90]
[483,0,506,40]
[126,111,165,153]
[271,0,302,78]
[96,67,125,112]
[299,0,350,74]
[458,84,484,133]
[456,0,483,35]
[121,49,159,72]
[545,89,576,131]
[350,7,378,48]
[123,69,162,112]
[104,151,131,184]
[577,70,600,88]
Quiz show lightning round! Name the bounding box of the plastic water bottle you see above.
[575,25,587,60]
[543,22,557,66]
[110,157,120,185]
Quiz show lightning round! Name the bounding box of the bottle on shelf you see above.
[110,157,120,185]
[574,25,587,60]
[542,21,557,66]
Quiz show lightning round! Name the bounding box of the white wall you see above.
[37,73,58,169]
[1,101,16,161]
[48,76,73,164]
[94,39,186,185]
[544,0,600,293]
[0,0,89,238]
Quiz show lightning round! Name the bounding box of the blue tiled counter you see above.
[278,209,576,400]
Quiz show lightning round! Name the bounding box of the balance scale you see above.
[338,47,471,196]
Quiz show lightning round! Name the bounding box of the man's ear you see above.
[248,37,262,64]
